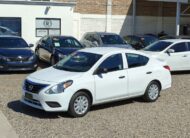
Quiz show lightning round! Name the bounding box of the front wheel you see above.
[143,81,161,102]
[68,92,91,118]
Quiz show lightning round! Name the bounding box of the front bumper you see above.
[21,89,72,112]
[0,61,37,71]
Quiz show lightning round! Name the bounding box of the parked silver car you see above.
[81,32,133,49]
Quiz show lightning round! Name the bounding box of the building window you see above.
[36,18,61,37]
[0,17,21,36]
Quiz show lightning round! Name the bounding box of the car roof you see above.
[86,32,119,36]
[160,39,190,43]
[79,47,148,56]
[127,35,156,38]
[49,35,74,38]
[0,35,21,38]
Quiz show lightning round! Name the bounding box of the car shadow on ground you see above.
[171,71,190,75]
[7,97,145,119]
[90,97,145,112]
[7,100,71,119]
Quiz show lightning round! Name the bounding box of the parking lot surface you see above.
[0,64,190,138]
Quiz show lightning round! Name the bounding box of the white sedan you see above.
[143,39,190,71]
[21,47,171,117]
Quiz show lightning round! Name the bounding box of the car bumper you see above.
[0,61,37,71]
[21,89,72,112]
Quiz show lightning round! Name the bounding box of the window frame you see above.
[169,42,188,53]
[0,17,22,36]
[95,53,124,74]
[36,18,61,37]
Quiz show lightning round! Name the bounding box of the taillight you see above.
[163,65,170,71]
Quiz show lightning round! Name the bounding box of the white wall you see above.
[0,4,74,46]
[73,13,190,39]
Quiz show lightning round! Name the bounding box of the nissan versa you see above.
[0,36,37,71]
[21,47,171,117]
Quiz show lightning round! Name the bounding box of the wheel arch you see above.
[75,89,93,104]
[150,79,162,90]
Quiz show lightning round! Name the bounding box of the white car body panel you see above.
[21,47,172,112]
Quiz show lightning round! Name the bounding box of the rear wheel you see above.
[143,81,161,102]
[68,92,91,118]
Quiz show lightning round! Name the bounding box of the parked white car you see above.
[21,47,171,117]
[143,39,190,71]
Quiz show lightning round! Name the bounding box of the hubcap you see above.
[74,96,89,115]
[148,84,159,100]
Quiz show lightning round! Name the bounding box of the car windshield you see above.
[0,37,28,48]
[52,37,83,48]
[100,34,126,45]
[141,36,158,46]
[53,52,102,72]
[143,41,172,52]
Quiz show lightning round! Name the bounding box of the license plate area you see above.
[25,93,33,100]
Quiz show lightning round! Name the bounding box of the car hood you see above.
[0,48,34,57]
[55,47,80,55]
[28,67,83,83]
[102,44,134,49]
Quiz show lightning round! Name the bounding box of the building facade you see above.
[0,1,76,46]
[0,0,189,45]
[57,0,190,39]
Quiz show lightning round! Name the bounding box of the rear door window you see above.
[187,42,190,51]
[126,53,149,68]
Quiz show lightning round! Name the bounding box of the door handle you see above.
[119,76,125,79]
[146,71,152,74]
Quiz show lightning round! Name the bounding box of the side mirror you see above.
[167,49,175,53]
[92,41,99,47]
[29,44,34,47]
[95,68,108,74]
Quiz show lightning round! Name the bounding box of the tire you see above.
[68,92,91,118]
[50,56,56,65]
[143,81,161,102]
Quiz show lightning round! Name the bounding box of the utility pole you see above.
[176,0,181,36]
[106,0,112,32]
[132,0,136,35]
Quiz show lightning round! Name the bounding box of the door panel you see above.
[38,37,52,62]
[126,53,150,95]
[164,42,189,71]
[94,70,128,101]
[94,54,128,101]
[127,66,150,95]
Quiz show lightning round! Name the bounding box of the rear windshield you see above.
[0,37,28,48]
[100,34,126,45]
[143,41,172,52]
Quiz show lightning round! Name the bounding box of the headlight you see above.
[28,55,36,61]
[45,80,73,94]
[0,55,10,62]
[58,53,66,59]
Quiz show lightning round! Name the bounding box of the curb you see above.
[0,111,18,138]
